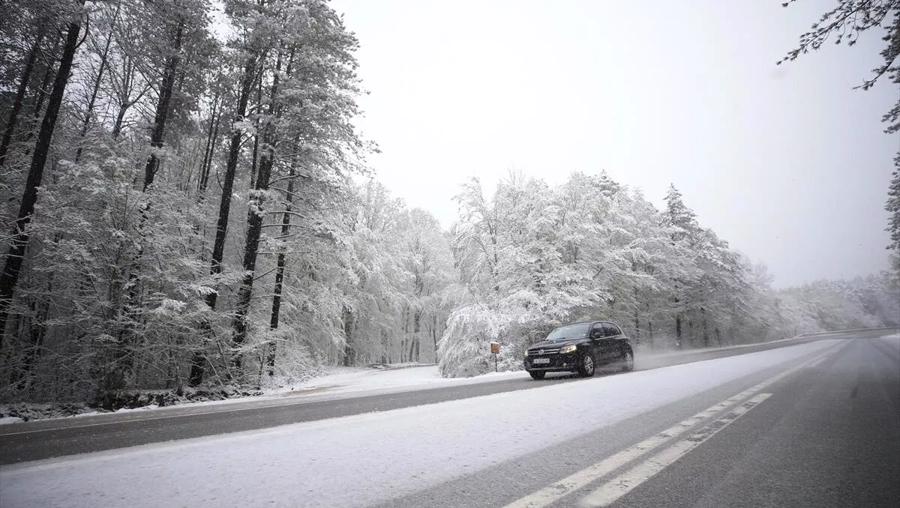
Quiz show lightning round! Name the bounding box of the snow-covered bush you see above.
[438,304,506,377]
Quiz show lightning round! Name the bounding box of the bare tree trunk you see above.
[249,77,263,189]
[633,311,640,340]
[675,314,682,348]
[633,290,640,344]
[110,56,137,141]
[14,275,51,390]
[265,170,295,376]
[188,44,262,387]
[230,49,286,372]
[230,142,273,362]
[342,306,355,367]
[109,21,183,394]
[204,56,258,309]
[400,304,408,362]
[111,105,127,140]
[29,33,61,124]
[0,11,82,348]
[74,3,118,163]
[203,109,221,190]
[432,314,438,360]
[0,27,45,168]
[197,92,220,194]
[142,23,182,192]
[410,309,421,362]
[701,307,709,347]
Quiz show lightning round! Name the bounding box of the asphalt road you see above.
[380,331,900,508]
[0,329,893,471]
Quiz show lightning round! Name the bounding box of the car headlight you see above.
[560,344,577,354]
[524,349,530,357]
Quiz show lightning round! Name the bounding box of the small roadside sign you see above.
[490,341,500,371]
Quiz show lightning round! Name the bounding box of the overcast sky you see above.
[331,0,898,288]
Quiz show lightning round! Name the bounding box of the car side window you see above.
[603,323,619,337]
[590,323,604,338]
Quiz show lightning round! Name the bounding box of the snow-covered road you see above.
[0,338,849,507]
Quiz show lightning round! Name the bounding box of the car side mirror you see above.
[590,330,603,339]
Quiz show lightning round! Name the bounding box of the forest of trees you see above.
[0,1,897,407]
[437,173,899,377]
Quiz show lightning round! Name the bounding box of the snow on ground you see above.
[0,339,843,508]
[288,363,518,393]
[0,365,524,424]
[126,365,524,410]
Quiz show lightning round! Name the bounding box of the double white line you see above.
[504,341,845,508]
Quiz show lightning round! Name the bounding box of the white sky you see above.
[332,0,899,288]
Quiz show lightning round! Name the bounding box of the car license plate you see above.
[533,358,550,365]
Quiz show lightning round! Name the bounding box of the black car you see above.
[523,321,634,380]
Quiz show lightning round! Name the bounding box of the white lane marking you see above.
[502,394,752,508]
[579,393,772,507]
[503,341,847,508]
[805,355,828,369]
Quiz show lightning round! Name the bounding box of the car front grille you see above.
[528,347,560,356]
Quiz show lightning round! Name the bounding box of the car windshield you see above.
[546,323,591,342]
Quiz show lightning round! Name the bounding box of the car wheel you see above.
[578,352,595,377]
[621,349,634,372]
[529,371,546,380]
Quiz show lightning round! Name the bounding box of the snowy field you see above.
[0,339,851,508]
